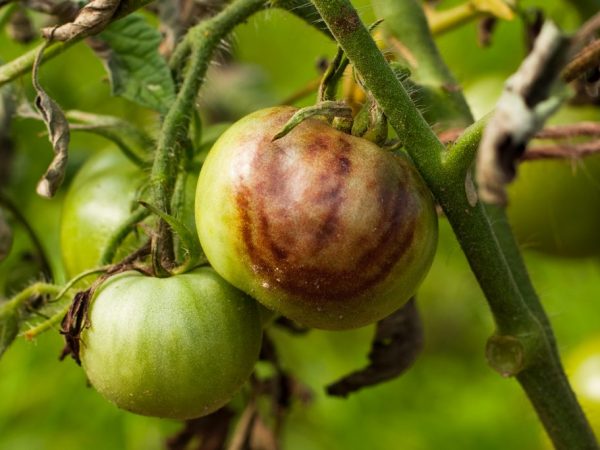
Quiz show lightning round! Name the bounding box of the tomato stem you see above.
[100,207,150,266]
[310,0,598,448]
[149,0,266,275]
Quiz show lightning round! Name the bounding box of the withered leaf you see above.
[326,298,423,397]
[41,0,120,42]
[32,42,70,199]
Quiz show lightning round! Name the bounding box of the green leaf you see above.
[94,14,175,113]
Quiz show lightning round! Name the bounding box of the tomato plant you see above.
[1,0,600,448]
[80,267,263,420]
[196,106,438,330]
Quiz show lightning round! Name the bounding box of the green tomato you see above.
[566,337,600,435]
[60,151,145,276]
[60,151,196,276]
[195,107,438,330]
[465,77,600,258]
[80,267,263,420]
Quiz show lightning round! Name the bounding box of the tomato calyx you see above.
[60,250,152,364]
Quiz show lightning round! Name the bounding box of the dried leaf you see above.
[476,22,570,205]
[326,298,423,397]
[32,42,70,199]
[60,288,92,364]
[41,0,120,42]
[166,408,234,450]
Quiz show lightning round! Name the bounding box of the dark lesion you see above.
[235,134,419,302]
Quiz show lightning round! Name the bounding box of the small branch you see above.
[563,39,600,83]
[536,121,600,138]
[150,0,265,274]
[99,207,150,265]
[523,140,600,160]
[574,10,600,44]
[0,191,52,279]
[0,282,61,315]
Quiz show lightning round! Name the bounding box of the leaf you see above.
[326,298,424,397]
[92,14,176,113]
[32,43,70,199]
[41,0,120,42]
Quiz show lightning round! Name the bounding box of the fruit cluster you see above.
[61,107,438,418]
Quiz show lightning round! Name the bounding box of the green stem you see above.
[0,191,52,279]
[311,1,598,448]
[371,0,473,127]
[99,207,150,266]
[150,0,265,274]
[0,41,73,88]
[444,113,490,176]
[22,302,69,339]
[427,3,479,35]
[0,282,61,314]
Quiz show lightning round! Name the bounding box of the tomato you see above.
[80,267,263,419]
[60,151,196,276]
[566,337,600,435]
[195,106,438,330]
[465,77,600,258]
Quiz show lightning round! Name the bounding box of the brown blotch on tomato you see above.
[196,107,438,330]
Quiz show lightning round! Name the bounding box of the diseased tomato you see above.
[195,106,438,330]
[80,267,263,420]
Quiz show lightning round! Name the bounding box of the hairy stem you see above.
[310,0,598,448]
[0,282,61,314]
[100,207,150,265]
[371,0,473,128]
[149,0,265,273]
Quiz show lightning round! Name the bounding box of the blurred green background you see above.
[1,0,600,449]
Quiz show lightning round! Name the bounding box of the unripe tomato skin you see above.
[61,151,144,276]
[61,151,197,276]
[80,267,262,420]
[196,107,438,330]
